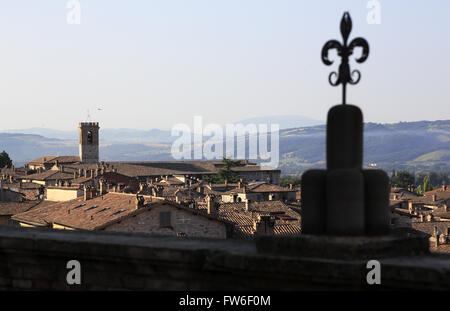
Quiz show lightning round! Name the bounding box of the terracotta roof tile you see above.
[12,193,231,231]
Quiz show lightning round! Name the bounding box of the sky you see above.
[0,0,449,130]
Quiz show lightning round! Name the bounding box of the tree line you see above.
[390,170,449,194]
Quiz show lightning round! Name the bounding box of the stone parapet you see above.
[0,226,449,290]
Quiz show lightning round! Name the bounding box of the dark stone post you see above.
[301,12,390,236]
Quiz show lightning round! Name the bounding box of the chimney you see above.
[206,195,215,214]
[434,226,439,247]
[224,179,228,189]
[157,185,163,197]
[175,189,182,204]
[255,216,275,236]
[74,172,77,179]
[83,186,89,201]
[238,179,242,189]
[408,201,413,213]
[289,184,293,190]
[444,204,448,212]
[135,195,144,209]
[245,199,251,212]
[443,184,447,191]
[432,194,437,202]
[419,214,424,222]
[99,179,106,195]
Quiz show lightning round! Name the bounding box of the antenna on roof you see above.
[86,109,91,121]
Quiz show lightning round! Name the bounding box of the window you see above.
[87,131,93,144]
[160,211,171,227]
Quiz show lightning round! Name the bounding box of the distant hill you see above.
[1,120,448,174]
[278,120,450,174]
[0,128,174,143]
[236,115,324,130]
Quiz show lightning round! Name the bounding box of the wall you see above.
[46,188,82,202]
[0,226,450,290]
[0,189,23,202]
[105,206,227,239]
[239,170,281,185]
[21,180,46,186]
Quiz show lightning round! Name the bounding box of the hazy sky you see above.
[0,1,449,130]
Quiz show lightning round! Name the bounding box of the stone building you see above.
[11,192,232,239]
[26,122,281,185]
[78,122,100,163]
[221,182,297,203]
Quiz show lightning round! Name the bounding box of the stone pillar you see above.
[326,105,363,171]
[326,168,364,235]
[363,170,390,234]
[301,104,389,236]
[0,180,3,202]
[301,169,327,234]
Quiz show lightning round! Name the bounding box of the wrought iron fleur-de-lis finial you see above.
[322,12,369,105]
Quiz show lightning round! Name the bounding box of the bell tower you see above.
[78,122,99,163]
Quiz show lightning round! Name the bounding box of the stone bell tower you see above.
[79,122,99,163]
